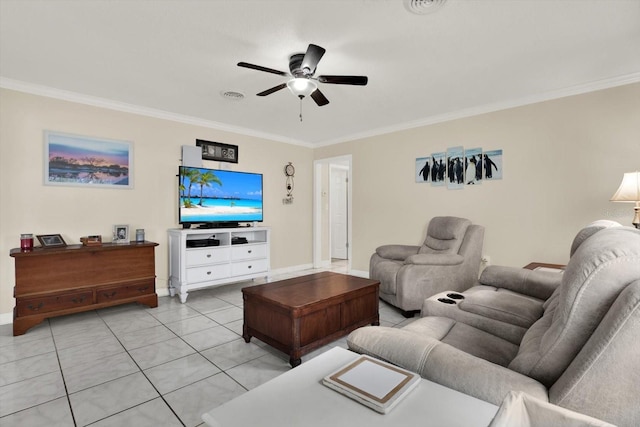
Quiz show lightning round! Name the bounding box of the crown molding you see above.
[3,73,639,149]
[315,72,640,147]
[0,77,314,148]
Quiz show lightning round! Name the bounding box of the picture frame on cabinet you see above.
[36,234,67,248]
[113,225,129,243]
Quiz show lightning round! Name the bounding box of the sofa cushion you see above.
[489,391,615,427]
[458,291,544,328]
[404,317,519,367]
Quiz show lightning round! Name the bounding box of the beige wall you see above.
[2,83,638,323]
[315,83,640,273]
[0,89,313,319]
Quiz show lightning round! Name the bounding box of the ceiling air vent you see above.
[221,91,245,101]
[404,0,447,15]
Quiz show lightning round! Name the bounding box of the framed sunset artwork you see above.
[44,131,133,188]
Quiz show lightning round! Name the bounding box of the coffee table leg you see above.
[243,324,251,343]
[290,357,301,368]
[371,312,380,326]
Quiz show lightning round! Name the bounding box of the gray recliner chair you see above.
[370,216,485,316]
[349,227,640,426]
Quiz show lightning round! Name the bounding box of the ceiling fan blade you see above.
[300,44,326,76]
[310,89,329,106]
[317,75,368,85]
[237,62,287,76]
[257,83,287,96]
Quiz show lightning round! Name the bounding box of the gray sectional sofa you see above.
[348,223,640,426]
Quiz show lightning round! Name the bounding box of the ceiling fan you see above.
[237,43,368,108]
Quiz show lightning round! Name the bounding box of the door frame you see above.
[313,155,352,270]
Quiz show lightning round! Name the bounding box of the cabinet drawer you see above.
[96,281,155,303]
[16,291,93,316]
[231,259,268,276]
[186,264,231,283]
[186,247,230,267]
[231,244,268,260]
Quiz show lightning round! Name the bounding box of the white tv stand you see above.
[168,227,270,303]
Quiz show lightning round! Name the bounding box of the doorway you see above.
[330,165,348,260]
[313,155,352,271]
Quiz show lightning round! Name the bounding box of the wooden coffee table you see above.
[242,272,380,367]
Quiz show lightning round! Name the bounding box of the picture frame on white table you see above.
[322,355,420,414]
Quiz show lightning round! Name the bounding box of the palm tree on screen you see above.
[197,171,222,206]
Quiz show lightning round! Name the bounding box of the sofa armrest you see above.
[489,391,616,427]
[347,326,548,406]
[404,253,465,266]
[375,244,420,261]
[479,265,562,300]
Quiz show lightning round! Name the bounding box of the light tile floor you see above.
[0,263,416,427]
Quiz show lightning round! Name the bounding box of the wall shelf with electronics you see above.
[168,227,270,303]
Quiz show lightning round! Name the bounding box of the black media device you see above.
[186,238,220,248]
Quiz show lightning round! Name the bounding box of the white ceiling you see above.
[1,0,639,147]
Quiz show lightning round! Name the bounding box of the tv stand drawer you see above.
[231,244,268,261]
[187,264,232,283]
[231,259,268,276]
[186,247,230,266]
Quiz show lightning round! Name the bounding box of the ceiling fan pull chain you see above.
[299,96,304,122]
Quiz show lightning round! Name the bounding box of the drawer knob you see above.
[207,254,212,258]
[136,286,149,293]
[207,271,212,275]
[103,291,117,299]
[248,265,252,269]
[28,302,44,312]
[71,296,86,304]
[248,250,252,254]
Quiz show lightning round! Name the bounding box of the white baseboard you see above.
[270,263,314,276]
[0,312,12,326]
[349,269,370,278]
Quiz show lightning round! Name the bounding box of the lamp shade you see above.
[610,172,640,202]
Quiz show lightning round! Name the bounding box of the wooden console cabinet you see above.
[10,241,158,336]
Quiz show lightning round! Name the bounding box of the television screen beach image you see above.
[179,167,263,224]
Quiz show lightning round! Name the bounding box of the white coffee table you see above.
[202,346,498,427]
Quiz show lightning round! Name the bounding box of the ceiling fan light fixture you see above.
[404,0,447,15]
[287,78,317,98]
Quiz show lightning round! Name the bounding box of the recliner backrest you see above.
[508,227,640,387]
[569,219,622,257]
[548,279,640,426]
[419,216,471,254]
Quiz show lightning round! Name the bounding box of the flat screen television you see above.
[179,166,263,228]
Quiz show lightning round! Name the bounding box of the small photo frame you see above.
[113,225,129,244]
[196,139,239,163]
[37,234,67,248]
